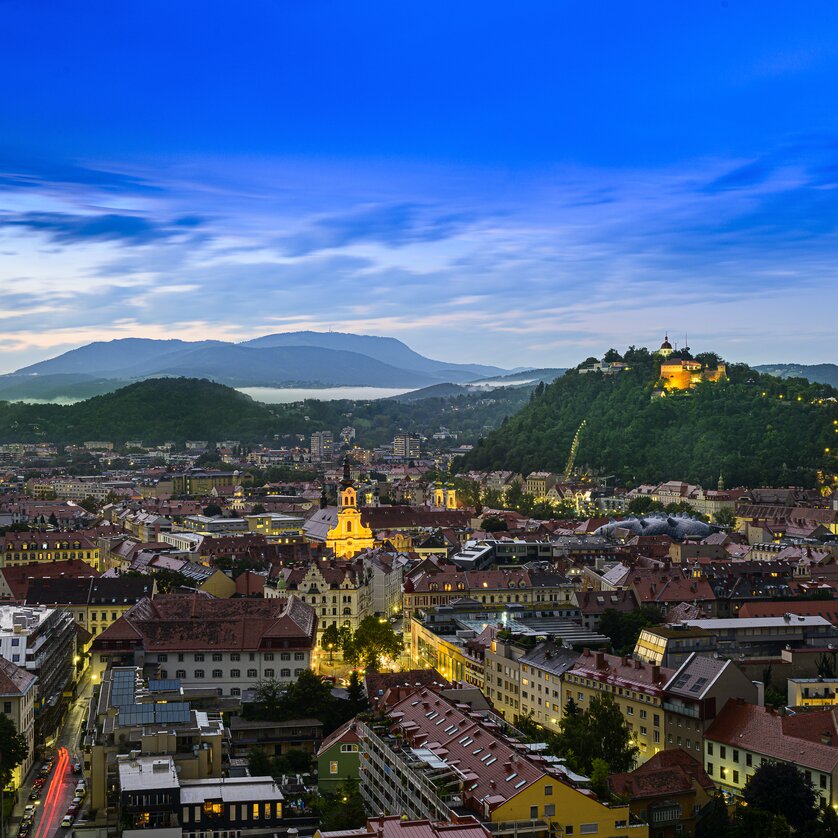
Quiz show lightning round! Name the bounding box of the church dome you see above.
[660,334,672,350]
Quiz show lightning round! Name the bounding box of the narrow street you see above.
[14,674,92,838]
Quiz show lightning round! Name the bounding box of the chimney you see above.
[583,647,591,657]
[594,651,606,669]
[652,664,661,683]
[822,732,834,747]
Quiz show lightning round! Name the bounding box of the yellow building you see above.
[359,688,645,838]
[565,650,672,762]
[0,657,37,791]
[326,458,375,559]
[0,532,100,571]
[660,359,727,391]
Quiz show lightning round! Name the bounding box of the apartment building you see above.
[0,605,77,743]
[0,656,36,790]
[565,651,674,763]
[0,531,100,570]
[266,557,373,639]
[90,595,317,695]
[403,567,577,619]
[358,687,645,838]
[85,667,226,811]
[25,575,154,641]
[704,700,838,807]
[311,431,334,461]
[393,433,420,459]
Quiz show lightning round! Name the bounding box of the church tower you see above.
[326,455,375,559]
[444,463,458,510]
[433,461,445,508]
[657,334,674,358]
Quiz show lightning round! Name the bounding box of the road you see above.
[16,676,91,838]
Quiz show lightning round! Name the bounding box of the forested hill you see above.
[460,348,838,488]
[0,377,535,446]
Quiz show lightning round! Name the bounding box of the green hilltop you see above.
[0,376,537,447]
[460,347,838,488]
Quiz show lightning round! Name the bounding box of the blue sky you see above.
[1,0,837,372]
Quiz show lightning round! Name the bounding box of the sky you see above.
[1,0,838,373]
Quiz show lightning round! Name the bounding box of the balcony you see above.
[663,700,699,718]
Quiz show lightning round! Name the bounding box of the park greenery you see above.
[598,606,662,656]
[462,347,838,487]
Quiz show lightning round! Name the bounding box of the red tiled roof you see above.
[319,815,491,838]
[738,600,838,625]
[609,748,714,799]
[0,559,100,600]
[317,718,359,756]
[92,594,316,652]
[705,700,838,773]
[0,655,36,696]
[569,651,674,697]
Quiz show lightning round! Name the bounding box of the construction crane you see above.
[564,419,587,480]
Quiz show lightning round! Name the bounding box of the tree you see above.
[78,495,100,514]
[0,715,28,788]
[346,670,368,715]
[203,503,223,518]
[714,506,737,528]
[696,793,729,838]
[599,606,662,656]
[314,779,367,831]
[481,515,508,533]
[729,807,791,838]
[589,758,610,799]
[626,496,665,516]
[743,761,818,831]
[351,616,404,671]
[153,569,191,594]
[321,624,341,662]
[603,348,623,363]
[251,503,266,515]
[558,693,638,774]
[247,747,273,777]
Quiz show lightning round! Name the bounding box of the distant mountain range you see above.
[2,332,513,400]
[754,363,838,389]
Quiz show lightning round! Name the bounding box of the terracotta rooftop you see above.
[705,700,838,774]
[319,815,491,838]
[92,594,316,652]
[0,559,100,600]
[0,655,36,696]
[608,748,714,800]
[569,650,674,696]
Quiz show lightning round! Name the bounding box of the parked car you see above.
[71,761,81,774]
[66,804,78,816]
[61,815,73,829]
[28,790,40,801]
[71,797,82,807]
[23,806,36,817]
[17,827,29,838]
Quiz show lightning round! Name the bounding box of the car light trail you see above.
[32,748,69,838]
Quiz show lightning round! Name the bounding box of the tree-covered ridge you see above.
[0,376,536,446]
[461,347,838,488]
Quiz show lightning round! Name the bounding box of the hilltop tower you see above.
[657,334,674,358]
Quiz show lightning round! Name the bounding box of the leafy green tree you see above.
[482,488,505,509]
[558,693,638,774]
[351,616,403,670]
[714,507,737,527]
[247,747,273,777]
[481,515,508,532]
[251,503,266,515]
[78,495,100,514]
[603,349,623,363]
[346,670,367,715]
[599,606,662,656]
[203,503,223,517]
[321,624,341,661]
[314,779,367,831]
[729,807,791,838]
[589,758,610,799]
[696,793,729,838]
[153,569,192,593]
[0,715,28,788]
[743,761,818,831]
[453,477,482,512]
[626,496,665,515]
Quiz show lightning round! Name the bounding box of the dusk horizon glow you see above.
[2,1,838,372]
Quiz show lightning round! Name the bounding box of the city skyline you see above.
[2,1,838,371]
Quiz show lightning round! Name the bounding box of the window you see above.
[178,653,184,662]
[3,702,10,714]
[212,669,222,679]
[294,652,305,660]
[530,807,538,820]
[720,746,726,759]
[252,804,260,820]
[295,668,304,676]
[265,669,274,678]
[281,652,291,661]
[733,749,739,763]
[746,753,752,767]
[544,805,555,817]
[230,653,240,661]
[340,744,358,753]
[821,775,827,790]
[720,766,727,780]
[247,669,258,678]
[281,668,291,678]
[212,653,223,662]
[733,770,739,784]
[265,653,274,661]
[194,670,205,679]
[330,761,339,775]
[231,669,240,678]
[707,743,714,756]
[176,670,186,678]
[579,826,598,835]
[544,785,553,796]
[157,654,168,662]
[194,653,204,662]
